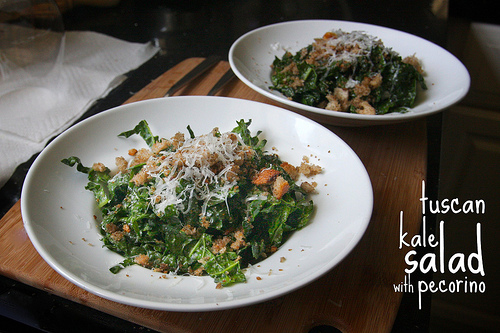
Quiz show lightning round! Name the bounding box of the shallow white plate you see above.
[229,20,470,126]
[21,96,373,311]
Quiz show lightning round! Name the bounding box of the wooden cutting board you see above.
[0,58,427,333]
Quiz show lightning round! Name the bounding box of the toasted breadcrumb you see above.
[152,138,172,154]
[110,231,124,242]
[403,55,424,74]
[252,168,280,185]
[129,148,152,167]
[230,229,247,250]
[353,99,376,115]
[134,254,149,266]
[200,216,210,228]
[300,181,317,193]
[211,236,231,254]
[188,267,205,276]
[272,175,290,200]
[181,224,198,236]
[280,162,299,180]
[115,156,128,173]
[106,223,119,233]
[171,132,185,149]
[92,162,107,172]
[299,161,322,177]
[131,170,150,186]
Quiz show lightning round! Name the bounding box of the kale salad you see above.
[270,30,427,115]
[62,119,320,288]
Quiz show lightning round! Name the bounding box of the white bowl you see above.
[21,96,373,311]
[229,20,470,126]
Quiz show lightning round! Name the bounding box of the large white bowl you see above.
[21,96,373,311]
[229,20,470,126]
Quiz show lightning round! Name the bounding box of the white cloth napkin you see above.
[0,31,159,189]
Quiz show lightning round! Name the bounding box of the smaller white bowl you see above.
[229,20,470,126]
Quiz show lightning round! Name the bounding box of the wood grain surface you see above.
[0,58,427,333]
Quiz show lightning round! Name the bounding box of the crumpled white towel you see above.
[0,31,159,189]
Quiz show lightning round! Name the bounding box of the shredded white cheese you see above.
[144,130,253,217]
[322,30,383,65]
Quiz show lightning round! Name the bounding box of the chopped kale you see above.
[270,30,427,115]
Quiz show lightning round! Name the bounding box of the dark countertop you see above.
[0,0,447,332]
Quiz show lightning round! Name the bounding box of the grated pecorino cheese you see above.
[146,130,253,216]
